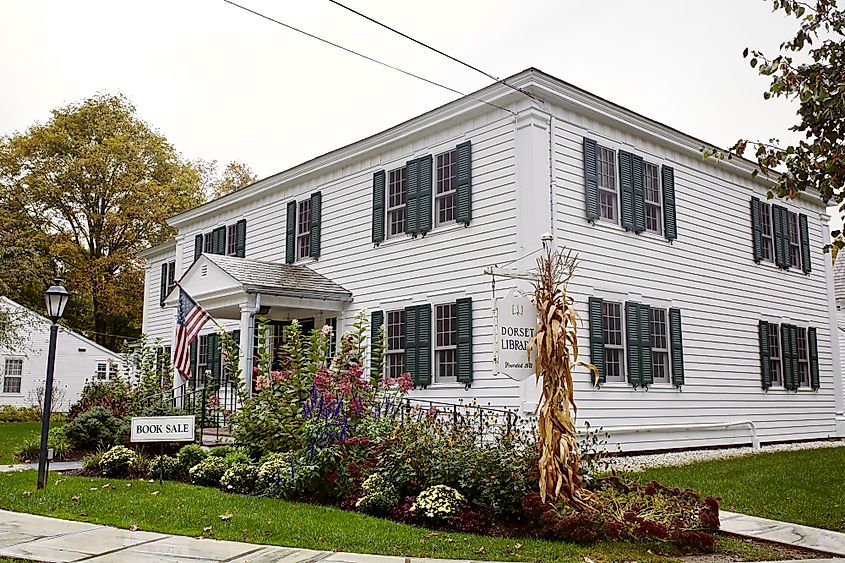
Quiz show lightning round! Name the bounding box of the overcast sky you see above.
[1,1,808,195]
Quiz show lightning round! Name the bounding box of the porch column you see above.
[239,304,257,395]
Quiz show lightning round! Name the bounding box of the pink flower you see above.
[427,406,438,416]
[398,373,413,393]
[255,375,270,391]
[338,378,353,396]
[314,367,332,391]
[270,370,289,383]
[349,398,365,414]
[348,364,364,379]
[321,391,335,404]
[384,377,396,386]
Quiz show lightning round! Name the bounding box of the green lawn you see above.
[0,471,787,562]
[0,422,41,465]
[635,446,845,532]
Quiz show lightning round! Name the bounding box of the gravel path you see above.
[608,439,844,472]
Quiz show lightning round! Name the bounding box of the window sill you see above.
[375,222,467,248]
[754,259,810,276]
[589,219,671,243]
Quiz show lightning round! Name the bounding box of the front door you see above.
[269,318,315,370]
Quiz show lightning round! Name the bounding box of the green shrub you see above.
[13,427,70,462]
[146,455,182,480]
[411,485,466,521]
[256,452,296,493]
[223,450,251,467]
[355,473,399,515]
[220,462,258,494]
[82,451,104,474]
[68,378,136,420]
[209,445,235,458]
[0,405,41,422]
[99,445,137,477]
[64,407,124,450]
[130,452,150,477]
[189,456,228,486]
[176,444,208,471]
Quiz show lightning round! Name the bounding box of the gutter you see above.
[243,287,354,303]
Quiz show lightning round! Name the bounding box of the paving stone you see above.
[127,534,262,560]
[720,511,845,556]
[0,541,91,562]
[243,546,332,562]
[323,553,406,563]
[34,526,167,554]
[0,530,38,548]
[0,509,98,537]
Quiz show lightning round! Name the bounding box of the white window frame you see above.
[768,323,783,387]
[435,149,457,227]
[95,362,109,381]
[197,335,209,383]
[227,224,237,256]
[297,199,312,261]
[166,261,176,295]
[385,310,405,379]
[601,301,625,382]
[649,308,671,384]
[760,203,774,263]
[788,212,802,270]
[203,232,213,253]
[796,326,810,387]
[596,144,618,224]
[643,161,662,235]
[434,303,457,383]
[387,167,406,239]
[3,358,23,394]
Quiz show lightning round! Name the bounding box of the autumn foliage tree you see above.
[0,94,204,347]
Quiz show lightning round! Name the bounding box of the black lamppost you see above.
[37,278,68,489]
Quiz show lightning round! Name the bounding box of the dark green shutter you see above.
[808,327,820,390]
[372,170,386,243]
[669,308,685,387]
[799,213,811,273]
[662,165,677,241]
[758,320,771,390]
[619,150,635,231]
[781,324,795,390]
[625,301,641,386]
[404,306,418,385]
[371,310,384,379]
[159,263,168,307]
[789,325,800,390]
[208,333,220,381]
[416,304,432,386]
[456,298,473,384]
[456,141,472,224]
[638,304,653,386]
[194,234,203,262]
[235,219,246,258]
[632,154,646,234]
[418,155,433,234]
[751,197,763,263]
[212,227,225,255]
[773,206,790,269]
[583,138,599,222]
[285,200,296,264]
[588,297,605,385]
[309,191,322,258]
[405,160,418,235]
[189,339,198,380]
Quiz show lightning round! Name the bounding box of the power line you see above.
[221,0,516,116]
[326,0,540,103]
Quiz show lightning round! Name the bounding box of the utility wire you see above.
[221,0,515,116]
[326,0,540,102]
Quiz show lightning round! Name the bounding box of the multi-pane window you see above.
[797,326,810,387]
[788,213,802,269]
[297,199,311,260]
[203,233,213,253]
[643,162,662,234]
[602,301,624,382]
[166,261,176,295]
[435,303,457,381]
[3,359,22,393]
[386,310,405,379]
[435,150,457,226]
[197,335,209,386]
[596,145,618,223]
[96,362,108,380]
[227,224,237,256]
[768,323,782,386]
[760,203,774,262]
[649,308,670,383]
[387,168,406,238]
[325,317,338,359]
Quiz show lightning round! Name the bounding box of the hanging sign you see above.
[130,415,195,442]
[494,286,538,381]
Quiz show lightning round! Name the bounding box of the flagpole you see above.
[174,282,227,331]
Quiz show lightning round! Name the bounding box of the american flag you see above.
[173,288,212,381]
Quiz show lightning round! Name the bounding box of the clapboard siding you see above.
[141,249,174,342]
[549,102,837,450]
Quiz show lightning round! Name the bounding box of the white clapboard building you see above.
[0,297,123,411]
[140,68,844,452]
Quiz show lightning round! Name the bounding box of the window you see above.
[596,145,618,223]
[768,323,782,386]
[325,317,338,359]
[387,168,406,238]
[227,224,237,256]
[643,162,662,234]
[166,261,176,295]
[386,310,405,379]
[760,203,774,262]
[602,301,624,382]
[96,362,108,380]
[649,308,670,383]
[797,326,810,387]
[297,199,311,260]
[3,359,22,393]
[434,303,457,381]
[788,212,802,270]
[435,150,457,226]
[203,233,213,253]
[197,335,209,385]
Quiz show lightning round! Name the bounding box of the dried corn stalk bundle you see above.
[527,247,596,510]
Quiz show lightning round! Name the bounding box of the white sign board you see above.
[494,286,538,382]
[130,416,195,443]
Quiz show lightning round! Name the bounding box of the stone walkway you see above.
[1,508,844,562]
[0,461,82,474]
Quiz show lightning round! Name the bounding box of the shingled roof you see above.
[204,254,352,301]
